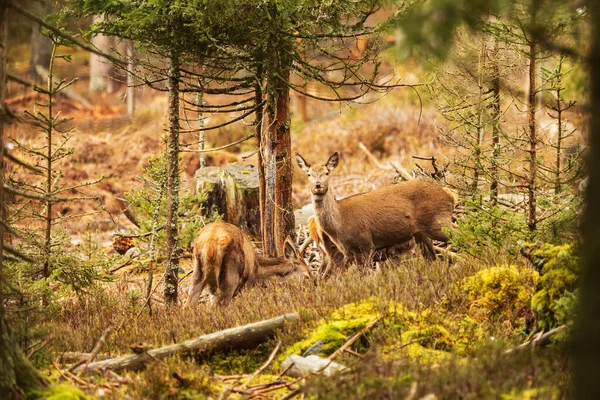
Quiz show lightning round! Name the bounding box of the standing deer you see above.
[296,152,457,268]
[184,222,311,307]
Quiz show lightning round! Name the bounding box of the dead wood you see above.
[75,327,112,376]
[60,352,111,363]
[72,313,298,374]
[503,325,567,355]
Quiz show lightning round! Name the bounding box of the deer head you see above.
[296,152,339,199]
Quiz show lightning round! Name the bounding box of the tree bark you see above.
[273,61,295,253]
[89,15,114,93]
[574,1,600,397]
[255,65,268,252]
[263,55,278,257]
[0,2,48,394]
[72,313,298,374]
[164,53,180,304]
[527,39,537,232]
[28,0,52,78]
[490,39,501,205]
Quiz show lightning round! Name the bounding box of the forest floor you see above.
[5,48,579,399]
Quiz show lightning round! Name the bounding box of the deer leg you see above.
[414,232,436,262]
[184,253,206,307]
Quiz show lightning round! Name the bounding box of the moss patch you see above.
[455,265,538,330]
[27,384,91,400]
[526,243,579,330]
[281,298,487,368]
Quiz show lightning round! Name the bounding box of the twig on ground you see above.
[241,341,282,389]
[75,327,112,377]
[328,316,383,361]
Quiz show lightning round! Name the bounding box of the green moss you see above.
[210,348,267,375]
[281,299,483,368]
[281,299,383,362]
[27,384,91,400]
[455,265,538,330]
[528,244,580,330]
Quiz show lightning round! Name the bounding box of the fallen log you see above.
[72,313,298,374]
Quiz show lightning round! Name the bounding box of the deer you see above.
[184,222,311,307]
[306,216,415,277]
[296,152,457,269]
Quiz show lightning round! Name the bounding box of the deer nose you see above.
[314,182,323,189]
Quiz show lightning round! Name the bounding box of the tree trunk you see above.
[554,57,565,195]
[164,53,180,304]
[273,62,295,253]
[28,0,52,78]
[43,45,57,280]
[527,40,537,232]
[72,313,298,374]
[574,1,600,397]
[472,40,486,193]
[0,2,48,394]
[89,15,114,93]
[490,40,501,204]
[255,65,267,251]
[263,57,278,257]
[126,40,134,116]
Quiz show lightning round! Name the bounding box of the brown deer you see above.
[184,222,311,307]
[296,152,457,268]
[306,216,415,277]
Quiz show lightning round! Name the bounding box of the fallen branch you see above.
[503,325,567,355]
[75,327,113,376]
[358,142,391,170]
[60,352,111,363]
[241,341,281,389]
[390,160,413,181]
[73,313,298,374]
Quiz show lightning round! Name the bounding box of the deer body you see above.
[296,152,456,266]
[185,222,310,307]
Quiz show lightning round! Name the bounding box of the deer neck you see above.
[311,189,342,237]
[256,256,294,280]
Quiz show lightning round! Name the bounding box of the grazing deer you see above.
[184,222,311,307]
[296,152,457,268]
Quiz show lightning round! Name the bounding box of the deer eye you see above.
[325,172,329,175]
[307,173,311,177]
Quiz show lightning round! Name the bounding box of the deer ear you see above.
[295,153,311,173]
[283,237,297,259]
[326,152,339,171]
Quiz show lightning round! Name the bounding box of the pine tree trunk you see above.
[490,40,501,205]
[574,1,600,396]
[0,2,48,393]
[263,56,278,257]
[89,15,114,93]
[43,45,57,281]
[554,58,565,194]
[273,62,295,252]
[527,40,537,232]
[254,65,267,249]
[126,40,135,116]
[264,55,294,256]
[28,0,52,78]
[164,54,180,305]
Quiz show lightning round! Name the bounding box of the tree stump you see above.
[195,164,261,237]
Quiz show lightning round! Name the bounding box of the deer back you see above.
[185,222,257,306]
